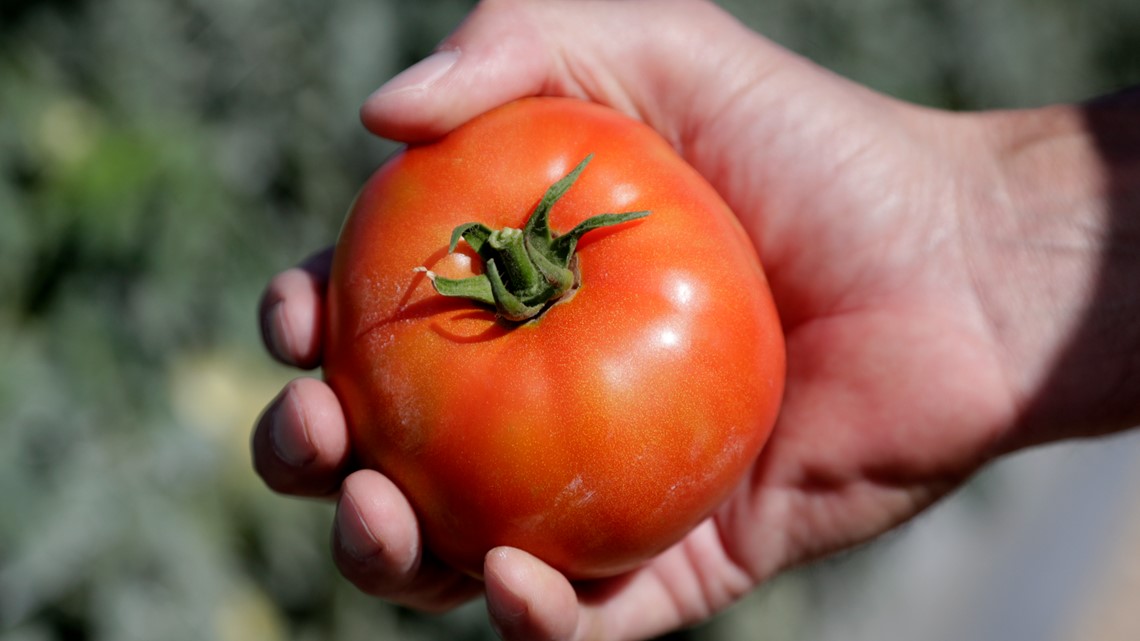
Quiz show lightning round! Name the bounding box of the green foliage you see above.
[0,1,480,639]
[0,0,1137,640]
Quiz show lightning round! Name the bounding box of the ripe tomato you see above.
[324,97,785,580]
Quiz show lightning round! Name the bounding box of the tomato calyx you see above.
[416,155,650,322]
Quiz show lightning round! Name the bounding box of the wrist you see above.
[964,96,1140,448]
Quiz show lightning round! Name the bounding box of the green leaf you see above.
[523,154,594,253]
[550,210,650,265]
[422,272,495,306]
[449,222,493,253]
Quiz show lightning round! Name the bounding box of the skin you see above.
[252,1,1140,639]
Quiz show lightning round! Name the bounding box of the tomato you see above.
[324,97,785,580]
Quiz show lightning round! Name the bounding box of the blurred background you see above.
[2,0,1140,639]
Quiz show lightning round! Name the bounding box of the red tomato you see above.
[324,97,785,580]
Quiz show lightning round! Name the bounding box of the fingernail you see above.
[488,587,527,625]
[488,590,528,640]
[486,549,529,634]
[336,494,381,562]
[269,389,316,467]
[371,49,460,98]
[263,300,291,361]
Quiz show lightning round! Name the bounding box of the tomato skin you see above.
[324,97,785,579]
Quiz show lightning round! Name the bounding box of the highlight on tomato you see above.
[324,97,786,579]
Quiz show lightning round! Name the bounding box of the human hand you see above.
[253,0,1140,639]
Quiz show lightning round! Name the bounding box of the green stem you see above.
[419,155,649,322]
[487,228,543,299]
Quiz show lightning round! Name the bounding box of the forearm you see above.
[966,91,1140,448]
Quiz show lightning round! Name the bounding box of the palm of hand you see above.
[620,83,1017,632]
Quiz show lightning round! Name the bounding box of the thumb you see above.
[359,0,779,144]
[360,0,548,143]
